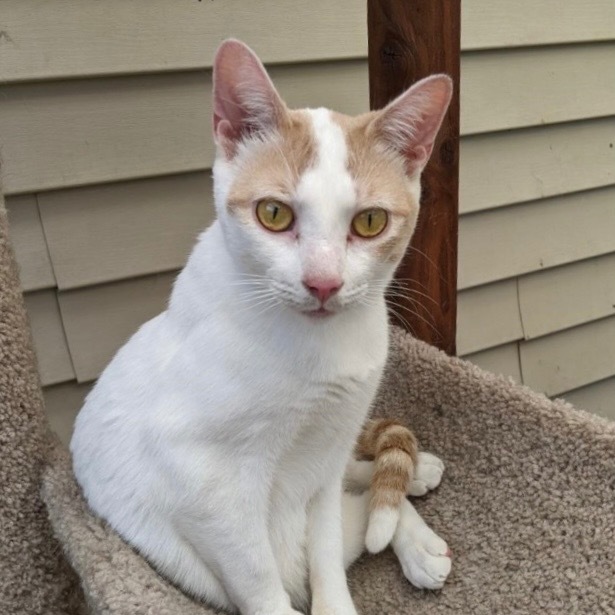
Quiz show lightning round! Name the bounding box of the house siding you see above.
[3,1,614,441]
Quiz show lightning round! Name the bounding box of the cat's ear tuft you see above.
[373,74,453,176]
[213,39,286,158]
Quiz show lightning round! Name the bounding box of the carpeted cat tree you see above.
[2,2,615,613]
[2,191,615,615]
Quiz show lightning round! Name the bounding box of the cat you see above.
[70,39,453,615]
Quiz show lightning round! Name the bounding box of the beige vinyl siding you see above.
[4,52,615,198]
[519,254,615,340]
[463,343,522,383]
[44,382,93,446]
[560,377,615,421]
[24,290,75,386]
[58,272,177,383]
[1,0,368,83]
[0,63,369,196]
[2,2,615,441]
[520,316,615,397]
[461,1,615,50]
[458,186,615,289]
[38,173,213,290]
[459,119,615,214]
[3,0,614,84]
[457,280,523,356]
[5,195,55,292]
[460,43,615,135]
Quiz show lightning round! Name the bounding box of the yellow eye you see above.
[351,208,388,238]
[255,199,294,232]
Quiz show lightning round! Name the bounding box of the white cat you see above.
[70,39,453,615]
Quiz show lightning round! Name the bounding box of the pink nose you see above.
[303,277,343,304]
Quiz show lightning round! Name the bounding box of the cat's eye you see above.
[255,199,294,232]
[351,208,388,238]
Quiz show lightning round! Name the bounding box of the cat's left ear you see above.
[213,39,286,158]
[373,74,453,176]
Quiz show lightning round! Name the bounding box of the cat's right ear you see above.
[213,39,286,158]
[372,74,453,177]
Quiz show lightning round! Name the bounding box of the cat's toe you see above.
[397,526,452,590]
[407,452,445,497]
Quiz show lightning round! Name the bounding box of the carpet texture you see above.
[41,333,615,614]
[1,193,614,614]
[0,199,86,614]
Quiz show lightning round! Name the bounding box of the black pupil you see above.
[367,212,373,228]
[271,205,279,221]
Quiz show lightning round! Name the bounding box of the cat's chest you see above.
[192,313,387,409]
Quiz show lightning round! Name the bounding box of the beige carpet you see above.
[0,199,85,615]
[2,196,615,614]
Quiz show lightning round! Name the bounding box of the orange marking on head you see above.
[226,109,316,217]
[330,111,420,262]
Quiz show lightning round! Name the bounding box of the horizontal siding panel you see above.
[462,0,615,50]
[25,290,75,386]
[3,0,614,83]
[520,316,615,396]
[44,381,92,446]
[5,68,614,202]
[519,253,615,340]
[460,118,615,214]
[560,377,615,421]
[459,186,615,289]
[59,272,176,382]
[461,43,615,135]
[39,173,213,290]
[1,0,366,83]
[463,343,521,383]
[5,195,55,291]
[457,280,523,355]
[0,62,368,195]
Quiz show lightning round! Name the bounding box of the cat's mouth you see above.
[305,306,335,319]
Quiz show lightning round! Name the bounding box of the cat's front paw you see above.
[407,452,444,497]
[395,524,451,590]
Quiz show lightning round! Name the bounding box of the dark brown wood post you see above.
[368,0,460,355]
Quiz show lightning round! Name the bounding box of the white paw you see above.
[395,524,451,590]
[407,452,445,497]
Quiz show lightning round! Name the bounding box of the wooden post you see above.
[368,0,460,355]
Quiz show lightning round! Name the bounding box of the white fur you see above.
[408,452,446,497]
[349,452,447,555]
[71,103,451,615]
[365,507,399,554]
[393,499,452,590]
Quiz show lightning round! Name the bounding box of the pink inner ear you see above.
[212,39,285,156]
[376,75,453,174]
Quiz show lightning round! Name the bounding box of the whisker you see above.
[385,299,440,336]
[385,305,417,338]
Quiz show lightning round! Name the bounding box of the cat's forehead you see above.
[228,107,414,216]
[292,107,411,201]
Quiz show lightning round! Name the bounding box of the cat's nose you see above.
[302,277,343,304]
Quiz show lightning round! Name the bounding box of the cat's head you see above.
[212,39,451,319]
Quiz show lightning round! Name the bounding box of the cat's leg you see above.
[341,491,370,569]
[177,501,302,615]
[392,498,452,589]
[133,521,236,612]
[341,491,452,590]
[343,452,445,497]
[308,477,359,615]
